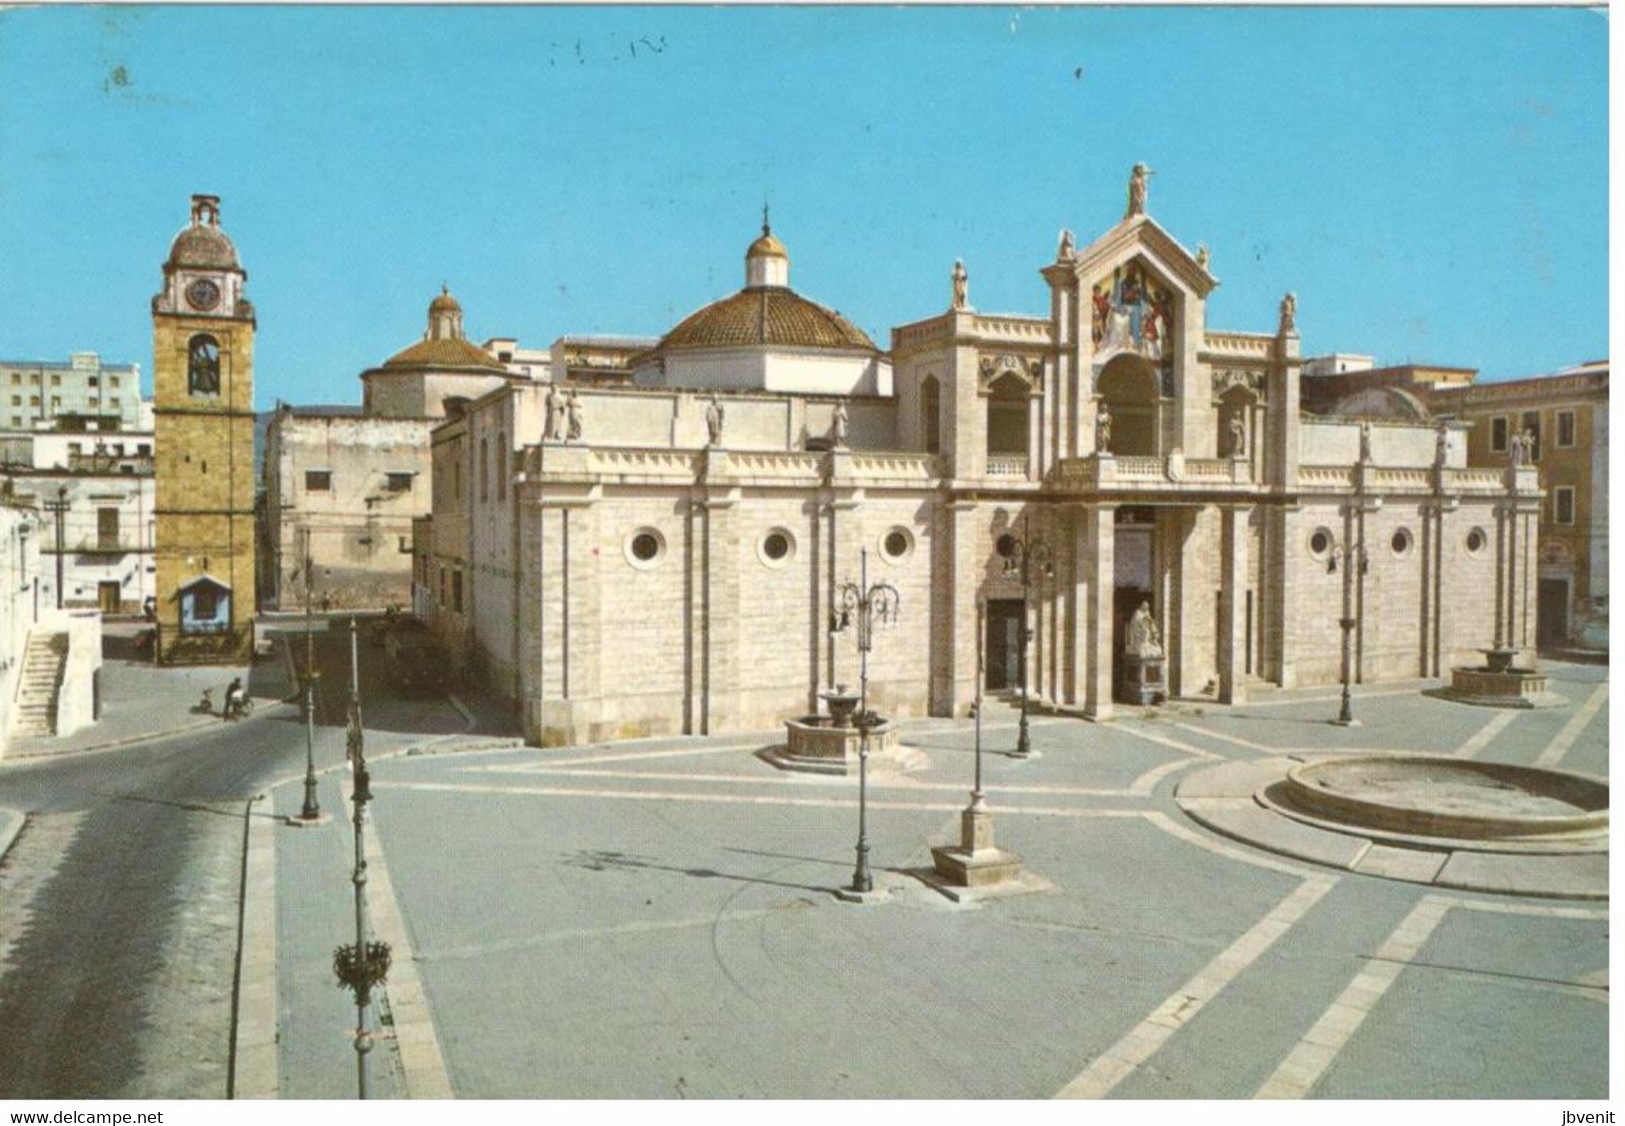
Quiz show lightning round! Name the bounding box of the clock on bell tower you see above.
[151,194,258,664]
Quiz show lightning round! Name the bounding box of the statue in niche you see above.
[566,390,584,442]
[705,392,725,447]
[1279,292,1297,335]
[1125,601,1164,659]
[1358,421,1373,463]
[951,259,969,311]
[1196,243,1211,271]
[1095,405,1113,455]
[1126,163,1153,218]
[831,400,850,447]
[1228,413,1247,458]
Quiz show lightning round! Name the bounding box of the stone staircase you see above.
[12,631,67,738]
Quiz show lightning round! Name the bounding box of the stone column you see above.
[1217,504,1250,704]
[931,498,980,716]
[1077,504,1115,720]
[700,489,740,735]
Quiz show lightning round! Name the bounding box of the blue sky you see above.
[0,5,1607,407]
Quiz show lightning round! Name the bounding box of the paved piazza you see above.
[268,662,1608,1099]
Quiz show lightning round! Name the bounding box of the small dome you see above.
[429,286,461,315]
[168,223,239,270]
[381,337,506,372]
[747,231,788,261]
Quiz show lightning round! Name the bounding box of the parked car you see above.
[383,621,448,694]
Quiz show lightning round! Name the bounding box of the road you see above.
[0,620,483,1099]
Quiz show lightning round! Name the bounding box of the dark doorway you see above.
[98,581,120,613]
[985,598,1025,691]
[1538,578,1569,649]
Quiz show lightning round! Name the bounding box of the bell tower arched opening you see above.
[1097,353,1161,456]
[986,371,1030,456]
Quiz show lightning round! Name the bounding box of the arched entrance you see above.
[1097,353,1161,456]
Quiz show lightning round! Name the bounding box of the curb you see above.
[0,806,26,863]
[229,795,280,1099]
[1,699,297,765]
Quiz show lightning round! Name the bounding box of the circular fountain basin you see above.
[1270,755,1607,846]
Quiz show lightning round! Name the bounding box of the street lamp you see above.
[1325,528,1367,727]
[832,547,900,895]
[299,532,321,821]
[1000,513,1053,759]
[332,617,386,1100]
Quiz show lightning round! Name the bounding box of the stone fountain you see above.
[764,684,923,776]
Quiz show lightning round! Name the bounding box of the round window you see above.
[996,533,1018,558]
[632,533,660,561]
[882,528,912,561]
[1391,528,1413,556]
[758,528,796,567]
[623,528,665,569]
[1466,527,1487,554]
[1309,529,1332,557]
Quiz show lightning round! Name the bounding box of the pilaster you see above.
[1217,505,1250,704]
[1077,504,1115,720]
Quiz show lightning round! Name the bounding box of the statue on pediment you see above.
[1126,163,1153,218]
[951,259,969,311]
[1058,229,1075,260]
[1196,243,1210,271]
[544,384,566,441]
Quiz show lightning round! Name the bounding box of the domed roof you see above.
[658,287,877,353]
[429,286,461,315]
[381,336,506,372]
[168,223,240,270]
[747,231,788,260]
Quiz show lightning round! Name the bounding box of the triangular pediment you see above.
[1071,215,1216,298]
[176,573,231,596]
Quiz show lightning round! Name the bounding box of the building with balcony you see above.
[417,178,1542,748]
[0,419,156,614]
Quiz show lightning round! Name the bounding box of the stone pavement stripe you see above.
[0,807,23,862]
[1443,896,1608,922]
[372,779,1149,820]
[341,778,454,1100]
[1054,875,1336,1099]
[1127,756,1203,794]
[424,905,804,962]
[496,739,779,769]
[1229,686,1431,710]
[1169,722,1275,754]
[1453,711,1519,758]
[1142,810,1328,879]
[1113,725,1222,761]
[231,798,279,1100]
[485,764,1155,800]
[1533,681,1609,768]
[1254,895,1454,1099]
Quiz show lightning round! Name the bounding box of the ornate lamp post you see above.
[332,617,386,1098]
[1001,513,1053,759]
[832,548,900,895]
[299,532,321,821]
[1326,525,1367,727]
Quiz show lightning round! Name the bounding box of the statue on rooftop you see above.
[1279,291,1297,335]
[831,399,850,447]
[566,389,584,443]
[544,384,566,441]
[705,392,725,447]
[1196,243,1210,270]
[951,259,969,311]
[1057,229,1075,260]
[1126,163,1153,218]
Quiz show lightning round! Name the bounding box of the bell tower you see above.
[152,194,258,663]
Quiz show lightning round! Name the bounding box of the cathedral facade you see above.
[419,180,1541,746]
